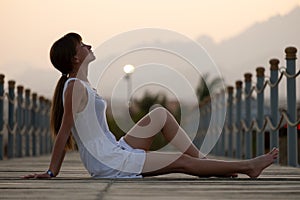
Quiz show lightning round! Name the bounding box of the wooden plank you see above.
[0,152,299,199]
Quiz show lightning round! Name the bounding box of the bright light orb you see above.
[123,64,135,74]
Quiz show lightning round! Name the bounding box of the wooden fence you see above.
[0,75,52,160]
[196,47,299,167]
[1,47,299,167]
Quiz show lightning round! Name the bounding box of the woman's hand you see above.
[22,172,52,179]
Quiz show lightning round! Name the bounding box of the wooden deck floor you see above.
[0,152,300,200]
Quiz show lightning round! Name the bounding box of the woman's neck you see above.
[69,64,89,82]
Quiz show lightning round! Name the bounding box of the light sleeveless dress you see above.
[62,78,146,178]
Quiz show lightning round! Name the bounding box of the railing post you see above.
[44,99,49,154]
[46,99,52,153]
[227,86,234,157]
[211,96,217,155]
[235,80,243,159]
[196,102,204,149]
[39,96,44,155]
[269,59,279,163]
[244,73,252,159]
[0,74,4,160]
[211,94,220,155]
[200,97,211,154]
[7,80,15,159]
[16,85,24,157]
[256,67,265,156]
[285,47,298,167]
[31,93,37,156]
[25,89,31,157]
[215,94,222,156]
[220,90,226,157]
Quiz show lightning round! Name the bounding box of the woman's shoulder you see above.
[65,77,85,86]
[63,79,89,113]
[63,78,87,101]
[64,78,84,90]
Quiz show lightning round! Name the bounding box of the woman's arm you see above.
[23,81,85,178]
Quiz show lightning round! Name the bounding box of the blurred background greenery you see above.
[107,74,222,150]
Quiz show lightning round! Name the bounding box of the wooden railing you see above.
[0,75,52,160]
[196,47,299,167]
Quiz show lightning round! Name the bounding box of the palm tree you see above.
[196,73,223,102]
[133,91,167,119]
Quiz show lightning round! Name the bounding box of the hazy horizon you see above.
[0,0,300,100]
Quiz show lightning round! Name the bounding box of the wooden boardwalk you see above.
[0,152,300,200]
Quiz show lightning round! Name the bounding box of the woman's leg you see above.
[141,148,279,178]
[124,107,205,158]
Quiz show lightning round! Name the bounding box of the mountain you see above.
[197,6,300,86]
[7,6,300,100]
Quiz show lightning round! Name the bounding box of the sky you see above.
[0,0,300,98]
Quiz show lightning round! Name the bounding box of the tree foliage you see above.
[196,73,223,102]
[133,91,167,120]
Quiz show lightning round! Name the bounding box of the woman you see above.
[24,33,278,179]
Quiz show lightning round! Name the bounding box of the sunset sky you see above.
[0,0,300,97]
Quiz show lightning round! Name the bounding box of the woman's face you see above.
[75,41,96,65]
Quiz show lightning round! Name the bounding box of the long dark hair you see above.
[50,33,82,150]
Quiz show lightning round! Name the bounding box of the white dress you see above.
[62,78,146,178]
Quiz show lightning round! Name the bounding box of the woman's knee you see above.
[149,107,168,125]
[150,107,167,116]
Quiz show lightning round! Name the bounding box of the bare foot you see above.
[246,148,279,178]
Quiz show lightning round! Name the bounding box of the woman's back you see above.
[62,78,145,178]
